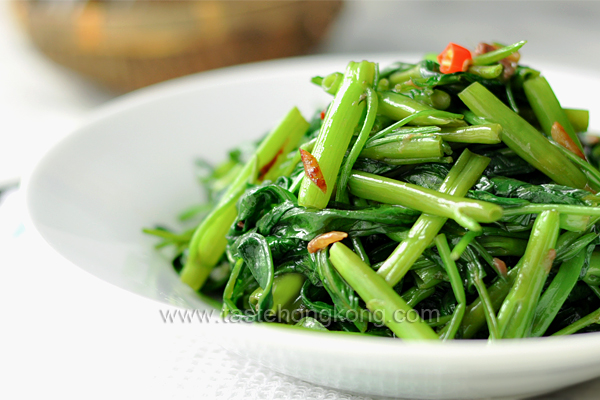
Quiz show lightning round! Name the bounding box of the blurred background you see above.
[1,0,600,187]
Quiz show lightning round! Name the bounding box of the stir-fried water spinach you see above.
[145,41,600,340]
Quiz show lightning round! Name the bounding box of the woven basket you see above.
[14,1,343,92]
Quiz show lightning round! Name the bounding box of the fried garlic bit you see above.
[493,258,508,278]
[474,42,520,80]
[307,231,348,253]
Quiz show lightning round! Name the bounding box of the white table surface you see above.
[3,1,600,399]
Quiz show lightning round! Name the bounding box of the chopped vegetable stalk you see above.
[329,242,439,340]
[299,61,376,209]
[458,260,522,339]
[523,76,583,151]
[530,249,588,337]
[434,234,466,340]
[436,124,502,144]
[583,251,600,286]
[321,72,343,95]
[496,210,560,339]
[471,40,526,66]
[250,273,306,322]
[377,149,490,287]
[336,87,379,202]
[388,64,420,86]
[348,171,503,231]
[564,108,589,133]
[459,82,589,190]
[360,135,445,160]
[181,108,309,290]
[378,91,465,126]
[552,307,600,336]
[467,64,503,79]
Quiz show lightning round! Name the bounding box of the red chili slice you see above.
[300,148,327,193]
[307,231,348,254]
[551,121,586,160]
[437,43,472,74]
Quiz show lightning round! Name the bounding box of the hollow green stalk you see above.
[450,231,480,260]
[496,210,560,339]
[436,124,502,144]
[368,110,463,143]
[298,61,376,209]
[321,72,343,95]
[360,136,444,160]
[459,82,589,189]
[564,108,589,133]
[249,273,306,322]
[467,64,503,79]
[329,242,439,340]
[530,249,587,337]
[388,64,420,86]
[181,108,309,290]
[378,91,465,126]
[336,87,378,203]
[458,260,522,339]
[502,204,600,217]
[583,251,600,286]
[366,127,441,148]
[548,140,600,192]
[429,90,452,110]
[348,171,503,231]
[552,307,600,336]
[471,40,527,66]
[560,214,592,232]
[377,150,491,287]
[523,76,583,151]
[381,156,454,165]
[435,234,466,340]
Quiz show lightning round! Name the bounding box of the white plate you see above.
[23,54,600,400]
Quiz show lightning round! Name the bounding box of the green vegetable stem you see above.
[299,60,376,209]
[496,210,560,338]
[181,108,309,290]
[348,171,503,231]
[329,242,439,340]
[459,82,589,190]
[377,149,491,287]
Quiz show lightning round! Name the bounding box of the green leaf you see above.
[237,233,275,319]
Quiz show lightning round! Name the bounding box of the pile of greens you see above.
[145,40,600,340]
